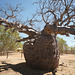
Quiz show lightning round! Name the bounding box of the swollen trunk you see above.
[23,33,59,71]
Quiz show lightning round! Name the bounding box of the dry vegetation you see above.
[0,52,75,75]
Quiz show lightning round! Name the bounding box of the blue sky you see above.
[0,0,75,47]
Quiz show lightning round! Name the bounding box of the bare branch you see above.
[60,6,69,21]
[68,0,73,8]
[69,25,75,27]
[18,29,37,36]
[0,17,37,36]
[0,3,23,20]
[35,0,74,26]
[60,15,75,26]
[42,14,47,23]
[56,0,74,26]
[16,37,31,42]
[43,10,57,20]
[44,24,75,35]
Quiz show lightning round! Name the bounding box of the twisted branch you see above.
[44,24,75,35]
[0,17,37,37]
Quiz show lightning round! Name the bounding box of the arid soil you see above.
[0,52,75,75]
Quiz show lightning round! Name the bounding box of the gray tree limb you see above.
[0,17,37,36]
[44,24,75,35]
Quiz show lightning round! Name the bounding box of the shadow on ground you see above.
[0,62,51,75]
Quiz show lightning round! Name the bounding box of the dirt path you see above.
[0,52,75,75]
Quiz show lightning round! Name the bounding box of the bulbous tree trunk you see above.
[23,32,59,71]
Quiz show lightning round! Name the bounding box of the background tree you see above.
[57,37,70,54]
[70,46,75,54]
[64,44,70,53]
[0,25,23,54]
[57,37,66,54]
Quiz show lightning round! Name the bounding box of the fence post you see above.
[6,52,8,59]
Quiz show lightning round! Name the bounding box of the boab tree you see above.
[0,0,75,74]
